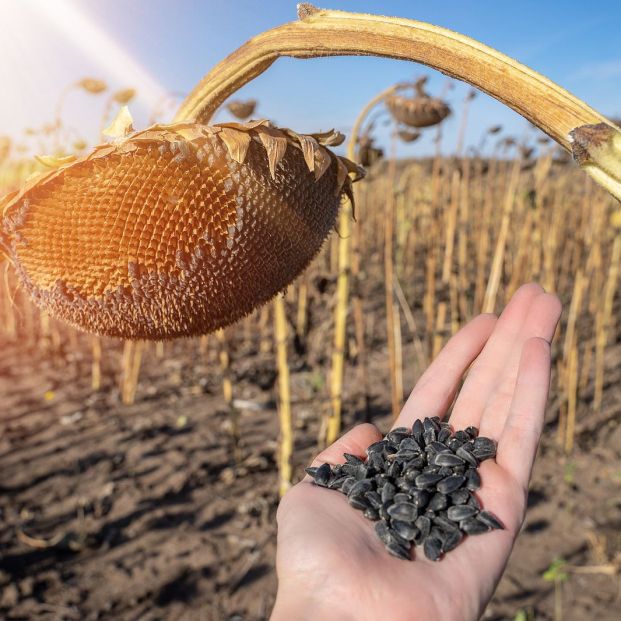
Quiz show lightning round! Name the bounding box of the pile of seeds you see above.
[306,417,503,561]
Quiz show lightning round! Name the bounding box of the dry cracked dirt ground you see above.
[0,307,619,620]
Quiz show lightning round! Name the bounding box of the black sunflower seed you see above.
[363,507,380,521]
[314,463,332,487]
[348,479,374,497]
[344,453,364,465]
[429,493,449,512]
[387,502,418,521]
[461,518,490,535]
[437,466,454,477]
[473,437,495,452]
[472,446,496,461]
[430,526,447,544]
[413,528,425,546]
[399,437,421,452]
[369,452,385,470]
[365,490,382,509]
[385,540,411,560]
[393,492,411,504]
[374,521,392,545]
[447,505,478,521]
[433,510,458,526]
[396,477,411,492]
[434,452,465,467]
[466,468,481,491]
[442,529,462,552]
[366,440,386,455]
[437,475,466,494]
[389,527,411,548]
[428,441,451,455]
[423,429,436,445]
[423,536,443,561]
[381,482,396,503]
[404,467,422,482]
[341,463,358,477]
[392,520,419,541]
[415,472,444,488]
[385,444,398,456]
[454,430,470,443]
[374,473,388,487]
[348,494,369,510]
[465,426,479,439]
[355,465,370,480]
[376,521,408,549]
[447,437,464,452]
[404,455,426,470]
[477,510,504,530]
[340,477,356,495]
[450,489,470,505]
[410,489,430,509]
[387,460,401,479]
[415,515,431,539]
[387,427,410,445]
[424,418,440,433]
[412,419,424,441]
[328,476,348,490]
[437,426,451,444]
[396,449,420,462]
[456,445,479,467]
[468,494,482,510]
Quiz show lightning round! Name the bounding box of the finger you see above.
[496,337,552,488]
[393,313,497,430]
[307,423,382,473]
[450,283,545,430]
[479,292,561,439]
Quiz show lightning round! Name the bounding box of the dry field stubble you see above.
[0,152,620,620]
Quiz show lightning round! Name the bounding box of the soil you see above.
[0,284,620,621]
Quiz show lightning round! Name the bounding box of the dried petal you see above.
[256,126,288,178]
[217,127,252,164]
[313,145,332,181]
[35,154,77,168]
[103,106,134,138]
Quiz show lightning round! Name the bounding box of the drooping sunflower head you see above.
[1,120,363,339]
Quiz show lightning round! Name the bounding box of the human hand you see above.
[272,284,562,621]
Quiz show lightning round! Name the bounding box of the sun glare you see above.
[0,0,167,139]
[27,0,166,105]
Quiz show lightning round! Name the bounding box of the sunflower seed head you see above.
[2,120,363,339]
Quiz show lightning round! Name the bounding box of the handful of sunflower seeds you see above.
[306,417,503,561]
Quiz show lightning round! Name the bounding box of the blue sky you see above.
[1,0,620,156]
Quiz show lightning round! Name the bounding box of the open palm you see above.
[272,284,562,621]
